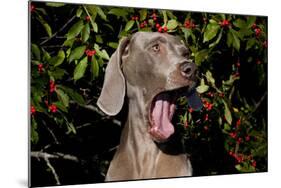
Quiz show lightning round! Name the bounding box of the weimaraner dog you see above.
[97,32,202,181]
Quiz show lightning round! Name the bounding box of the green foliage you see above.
[30,2,267,183]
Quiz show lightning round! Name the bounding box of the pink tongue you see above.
[151,94,176,140]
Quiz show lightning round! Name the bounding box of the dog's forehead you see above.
[131,32,183,47]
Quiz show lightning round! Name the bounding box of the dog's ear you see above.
[97,37,129,116]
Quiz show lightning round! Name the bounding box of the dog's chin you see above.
[148,84,194,143]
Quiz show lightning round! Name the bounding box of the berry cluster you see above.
[31,105,36,115]
[157,26,168,33]
[85,15,91,22]
[219,19,230,28]
[151,12,157,21]
[49,80,56,93]
[203,99,213,111]
[131,16,139,21]
[30,4,35,12]
[252,23,262,37]
[184,20,196,29]
[140,20,148,28]
[85,49,96,57]
[49,104,57,113]
[38,63,43,73]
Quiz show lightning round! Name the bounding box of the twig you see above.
[80,104,121,126]
[40,15,76,45]
[253,92,267,112]
[42,120,60,145]
[31,151,79,162]
[44,157,60,185]
[41,45,65,49]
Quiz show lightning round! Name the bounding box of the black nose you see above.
[180,60,196,78]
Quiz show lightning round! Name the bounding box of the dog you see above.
[97,32,202,181]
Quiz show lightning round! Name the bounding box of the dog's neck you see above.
[119,83,153,146]
[119,82,185,155]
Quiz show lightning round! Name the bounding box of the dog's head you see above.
[97,32,202,142]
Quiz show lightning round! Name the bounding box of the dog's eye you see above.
[152,44,160,52]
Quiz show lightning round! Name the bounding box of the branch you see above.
[42,120,60,145]
[31,151,79,162]
[80,104,121,126]
[45,157,60,185]
[253,92,267,112]
[40,15,76,46]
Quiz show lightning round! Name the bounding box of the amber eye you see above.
[152,44,160,52]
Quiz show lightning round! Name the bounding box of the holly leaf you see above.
[46,2,65,7]
[73,56,88,80]
[31,118,39,144]
[108,8,128,20]
[68,46,86,63]
[196,79,209,94]
[203,23,220,43]
[222,100,232,125]
[81,23,90,43]
[31,44,41,60]
[57,85,86,105]
[206,70,215,86]
[166,19,178,30]
[125,20,135,31]
[66,20,84,40]
[139,9,147,21]
[91,56,99,79]
[56,89,69,107]
[230,29,240,51]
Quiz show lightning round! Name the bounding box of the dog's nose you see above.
[180,60,196,78]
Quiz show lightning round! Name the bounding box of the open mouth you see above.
[148,87,203,143]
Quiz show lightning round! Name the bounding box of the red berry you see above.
[188,108,193,113]
[251,160,257,168]
[220,19,230,28]
[49,104,57,113]
[143,20,147,25]
[135,16,139,21]
[140,23,145,28]
[85,49,96,57]
[153,17,157,21]
[158,27,162,33]
[234,72,240,78]
[236,119,241,127]
[204,114,209,121]
[191,23,196,29]
[163,26,168,32]
[229,132,237,139]
[184,121,188,128]
[263,40,268,48]
[38,63,43,73]
[85,16,91,21]
[237,137,242,144]
[236,62,240,67]
[229,151,234,156]
[203,126,208,131]
[131,16,135,20]
[152,13,157,18]
[245,135,250,141]
[252,23,257,29]
[255,28,262,37]
[185,20,191,29]
[256,60,261,65]
[49,80,56,93]
[156,23,160,28]
[203,17,208,24]
[219,93,225,97]
[31,105,36,115]
[30,4,35,12]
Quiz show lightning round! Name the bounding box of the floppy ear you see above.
[97,37,129,116]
